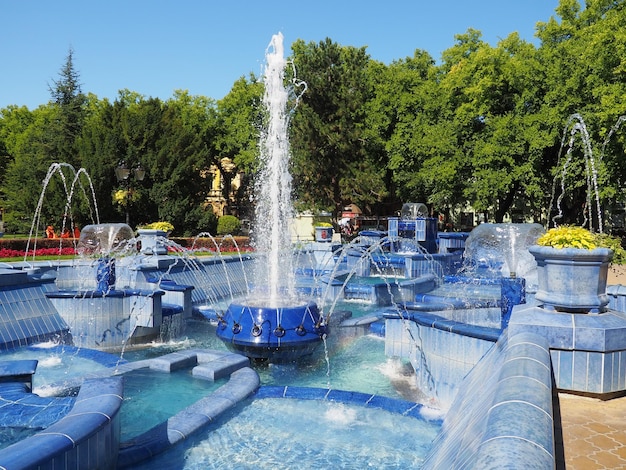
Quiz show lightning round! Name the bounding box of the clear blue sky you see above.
[1,0,561,110]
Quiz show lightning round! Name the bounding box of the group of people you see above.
[45,225,80,239]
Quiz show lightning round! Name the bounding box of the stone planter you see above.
[314,226,333,243]
[137,229,169,255]
[529,245,613,313]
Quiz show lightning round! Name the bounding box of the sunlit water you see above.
[132,398,439,469]
[120,369,227,441]
[0,343,110,393]
[120,320,440,468]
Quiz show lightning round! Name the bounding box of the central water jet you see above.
[216,33,326,362]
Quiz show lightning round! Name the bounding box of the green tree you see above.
[289,38,385,216]
[536,0,626,226]
[215,75,264,217]
[149,91,220,235]
[367,50,441,212]
[0,50,90,234]
[47,48,87,169]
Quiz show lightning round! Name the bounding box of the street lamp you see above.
[115,161,145,225]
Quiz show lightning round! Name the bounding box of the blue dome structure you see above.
[216,301,327,362]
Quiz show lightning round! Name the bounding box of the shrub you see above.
[138,221,174,233]
[216,215,241,235]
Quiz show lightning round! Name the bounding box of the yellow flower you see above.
[112,189,140,206]
[139,221,174,232]
[537,226,597,250]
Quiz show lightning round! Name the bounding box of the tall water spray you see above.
[254,33,297,305]
[216,34,324,362]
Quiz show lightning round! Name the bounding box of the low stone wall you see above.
[0,270,69,350]
[384,310,500,408]
[0,376,123,470]
[510,301,626,395]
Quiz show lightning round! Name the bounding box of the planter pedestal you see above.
[137,229,168,255]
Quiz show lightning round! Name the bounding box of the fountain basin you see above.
[216,301,327,362]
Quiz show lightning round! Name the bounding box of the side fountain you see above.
[215,33,327,362]
[508,113,626,396]
[384,222,544,409]
[45,223,174,349]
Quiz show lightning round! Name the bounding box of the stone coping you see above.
[255,385,443,423]
[509,303,626,352]
[422,332,554,469]
[113,349,259,468]
[383,309,501,342]
[0,376,123,470]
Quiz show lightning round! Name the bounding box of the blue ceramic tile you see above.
[557,350,573,389]
[572,350,589,391]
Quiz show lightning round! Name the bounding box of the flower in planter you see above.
[138,221,174,233]
[536,226,598,250]
[536,226,626,263]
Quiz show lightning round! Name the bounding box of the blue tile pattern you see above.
[422,332,554,469]
[384,311,498,408]
[0,277,69,350]
[0,376,123,470]
[510,303,626,394]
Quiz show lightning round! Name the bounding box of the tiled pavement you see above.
[557,392,626,469]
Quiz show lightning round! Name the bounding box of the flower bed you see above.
[0,236,253,259]
[0,246,77,258]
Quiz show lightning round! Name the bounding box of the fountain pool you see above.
[132,392,440,469]
[3,33,626,467]
[0,319,442,468]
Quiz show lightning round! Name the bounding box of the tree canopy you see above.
[1,0,626,235]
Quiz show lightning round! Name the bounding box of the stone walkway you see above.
[557,392,626,469]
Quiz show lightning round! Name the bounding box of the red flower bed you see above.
[0,236,253,258]
[0,247,77,258]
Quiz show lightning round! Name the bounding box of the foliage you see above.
[1,0,626,232]
[537,226,626,264]
[537,226,598,249]
[314,222,333,227]
[138,221,174,232]
[216,215,241,235]
[289,38,385,215]
[112,188,140,207]
[595,233,626,265]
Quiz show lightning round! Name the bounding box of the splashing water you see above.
[548,114,600,230]
[253,32,306,306]
[25,163,100,261]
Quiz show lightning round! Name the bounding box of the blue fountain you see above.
[215,33,326,361]
[217,301,326,362]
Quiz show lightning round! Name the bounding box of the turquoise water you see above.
[123,320,420,402]
[122,319,440,468]
[0,344,110,394]
[120,368,227,441]
[2,309,438,466]
[133,398,440,469]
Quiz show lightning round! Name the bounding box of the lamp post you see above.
[115,161,146,225]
